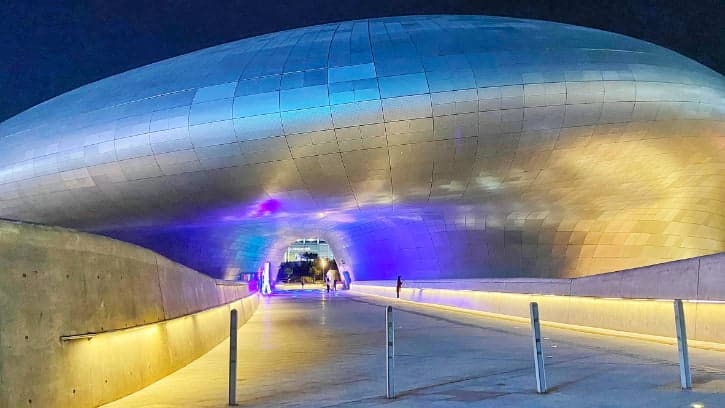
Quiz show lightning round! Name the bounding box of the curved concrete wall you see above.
[356,252,725,300]
[351,252,725,344]
[0,220,259,407]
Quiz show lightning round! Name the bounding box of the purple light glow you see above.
[251,199,281,218]
[98,202,539,282]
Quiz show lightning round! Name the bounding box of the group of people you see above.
[301,270,404,297]
[324,273,403,296]
[325,269,342,292]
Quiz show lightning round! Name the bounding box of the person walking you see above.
[396,276,403,299]
[326,269,336,292]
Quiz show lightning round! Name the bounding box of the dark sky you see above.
[1,0,723,122]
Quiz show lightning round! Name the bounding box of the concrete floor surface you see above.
[104,289,725,407]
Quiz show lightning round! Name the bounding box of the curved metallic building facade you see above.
[0,15,723,280]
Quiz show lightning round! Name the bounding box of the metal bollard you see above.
[529,302,548,393]
[229,309,238,406]
[386,305,395,399]
[673,299,692,390]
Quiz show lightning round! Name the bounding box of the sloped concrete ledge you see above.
[571,252,725,300]
[357,252,725,300]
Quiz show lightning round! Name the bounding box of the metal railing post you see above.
[229,309,238,406]
[673,299,692,390]
[386,305,395,399]
[529,302,548,393]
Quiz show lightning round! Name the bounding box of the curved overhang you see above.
[0,15,723,280]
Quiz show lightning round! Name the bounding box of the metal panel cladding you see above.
[1,15,723,280]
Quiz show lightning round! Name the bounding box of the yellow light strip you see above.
[352,288,725,352]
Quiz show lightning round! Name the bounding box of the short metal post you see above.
[529,302,548,393]
[229,309,238,405]
[674,299,692,390]
[386,305,395,399]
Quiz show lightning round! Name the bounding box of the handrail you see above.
[60,291,255,341]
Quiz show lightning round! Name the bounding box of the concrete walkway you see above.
[104,288,725,407]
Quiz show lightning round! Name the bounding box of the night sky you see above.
[2,0,723,122]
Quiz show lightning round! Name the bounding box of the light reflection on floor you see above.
[105,289,725,407]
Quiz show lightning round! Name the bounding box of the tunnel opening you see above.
[276,238,343,286]
[283,238,335,263]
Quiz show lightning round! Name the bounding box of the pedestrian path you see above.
[104,288,725,407]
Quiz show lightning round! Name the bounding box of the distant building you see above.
[284,239,334,262]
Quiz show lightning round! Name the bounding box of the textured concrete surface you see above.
[355,252,725,300]
[106,288,725,407]
[0,220,256,407]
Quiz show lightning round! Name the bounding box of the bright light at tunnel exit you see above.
[284,238,335,262]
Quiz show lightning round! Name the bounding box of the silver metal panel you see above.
[189,120,236,147]
[193,82,238,104]
[280,85,329,111]
[281,106,333,135]
[233,113,283,141]
[149,127,194,154]
[189,98,234,125]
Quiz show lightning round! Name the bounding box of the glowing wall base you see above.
[351,253,725,346]
[63,294,259,407]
